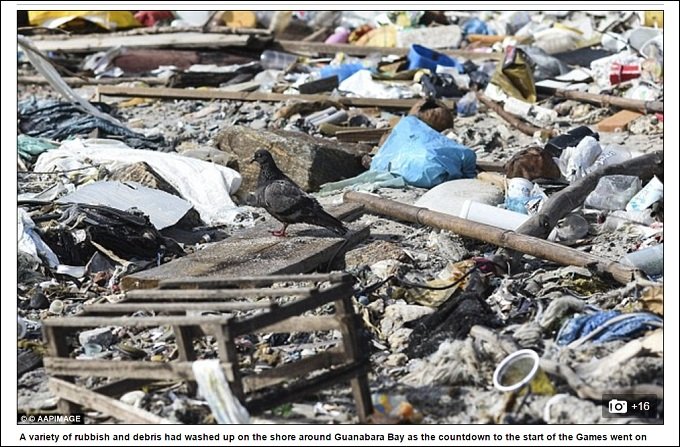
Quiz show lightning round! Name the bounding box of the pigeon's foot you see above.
[271,225,288,237]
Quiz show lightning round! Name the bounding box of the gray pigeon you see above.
[251,149,348,237]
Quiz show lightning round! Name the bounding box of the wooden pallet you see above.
[43,273,373,423]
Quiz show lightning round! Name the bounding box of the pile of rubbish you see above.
[17,9,663,425]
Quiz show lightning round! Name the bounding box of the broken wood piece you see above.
[32,32,252,52]
[335,127,391,143]
[477,92,558,137]
[298,75,339,94]
[596,110,643,132]
[121,203,368,290]
[48,378,174,424]
[513,151,663,240]
[343,191,635,284]
[97,85,456,110]
[547,87,663,114]
[18,75,167,87]
[276,40,502,61]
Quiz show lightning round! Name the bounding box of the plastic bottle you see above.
[260,50,298,70]
[620,243,663,277]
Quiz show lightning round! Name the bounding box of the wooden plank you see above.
[93,379,156,398]
[48,378,173,424]
[44,358,231,382]
[84,302,271,314]
[43,315,230,328]
[254,315,343,334]
[277,40,502,61]
[121,204,369,291]
[243,349,345,392]
[126,286,314,299]
[334,295,373,422]
[33,32,251,52]
[18,75,167,87]
[336,127,390,142]
[160,272,349,289]
[230,284,352,335]
[98,85,454,110]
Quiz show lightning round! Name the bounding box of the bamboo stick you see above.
[548,87,663,114]
[343,191,635,284]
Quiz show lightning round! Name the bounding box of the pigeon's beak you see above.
[250,156,257,164]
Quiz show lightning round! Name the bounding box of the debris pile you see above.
[17,9,663,425]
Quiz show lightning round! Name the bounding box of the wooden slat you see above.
[243,349,346,392]
[33,32,251,52]
[48,378,173,424]
[43,315,230,328]
[44,358,231,382]
[277,40,502,60]
[230,284,352,336]
[127,286,315,298]
[257,315,343,334]
[83,302,271,315]
[98,85,454,110]
[159,273,348,289]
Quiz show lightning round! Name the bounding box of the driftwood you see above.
[514,151,663,240]
[477,92,558,137]
[97,85,455,110]
[548,87,664,114]
[343,191,635,284]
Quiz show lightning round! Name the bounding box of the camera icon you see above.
[608,399,628,414]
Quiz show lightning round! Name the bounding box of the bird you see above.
[250,149,348,237]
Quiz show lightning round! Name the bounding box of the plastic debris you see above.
[370,116,476,188]
[192,360,250,424]
[556,311,663,347]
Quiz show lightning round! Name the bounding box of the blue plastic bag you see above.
[462,18,494,36]
[370,116,477,188]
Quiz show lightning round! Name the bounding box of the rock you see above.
[414,178,505,217]
[385,352,408,367]
[215,125,369,198]
[249,119,268,130]
[381,304,435,336]
[346,241,408,270]
[109,162,181,197]
[78,328,114,348]
[28,290,49,309]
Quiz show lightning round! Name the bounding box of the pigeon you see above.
[251,149,348,237]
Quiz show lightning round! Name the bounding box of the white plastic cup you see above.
[493,349,540,392]
[459,200,530,231]
[620,243,663,276]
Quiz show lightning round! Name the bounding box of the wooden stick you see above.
[548,87,664,114]
[48,378,174,423]
[477,92,558,137]
[343,191,635,284]
[514,151,663,240]
[277,40,502,60]
[97,85,454,109]
[18,75,166,86]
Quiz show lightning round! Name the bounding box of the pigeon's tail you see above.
[311,210,349,236]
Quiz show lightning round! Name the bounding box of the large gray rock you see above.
[215,126,369,198]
